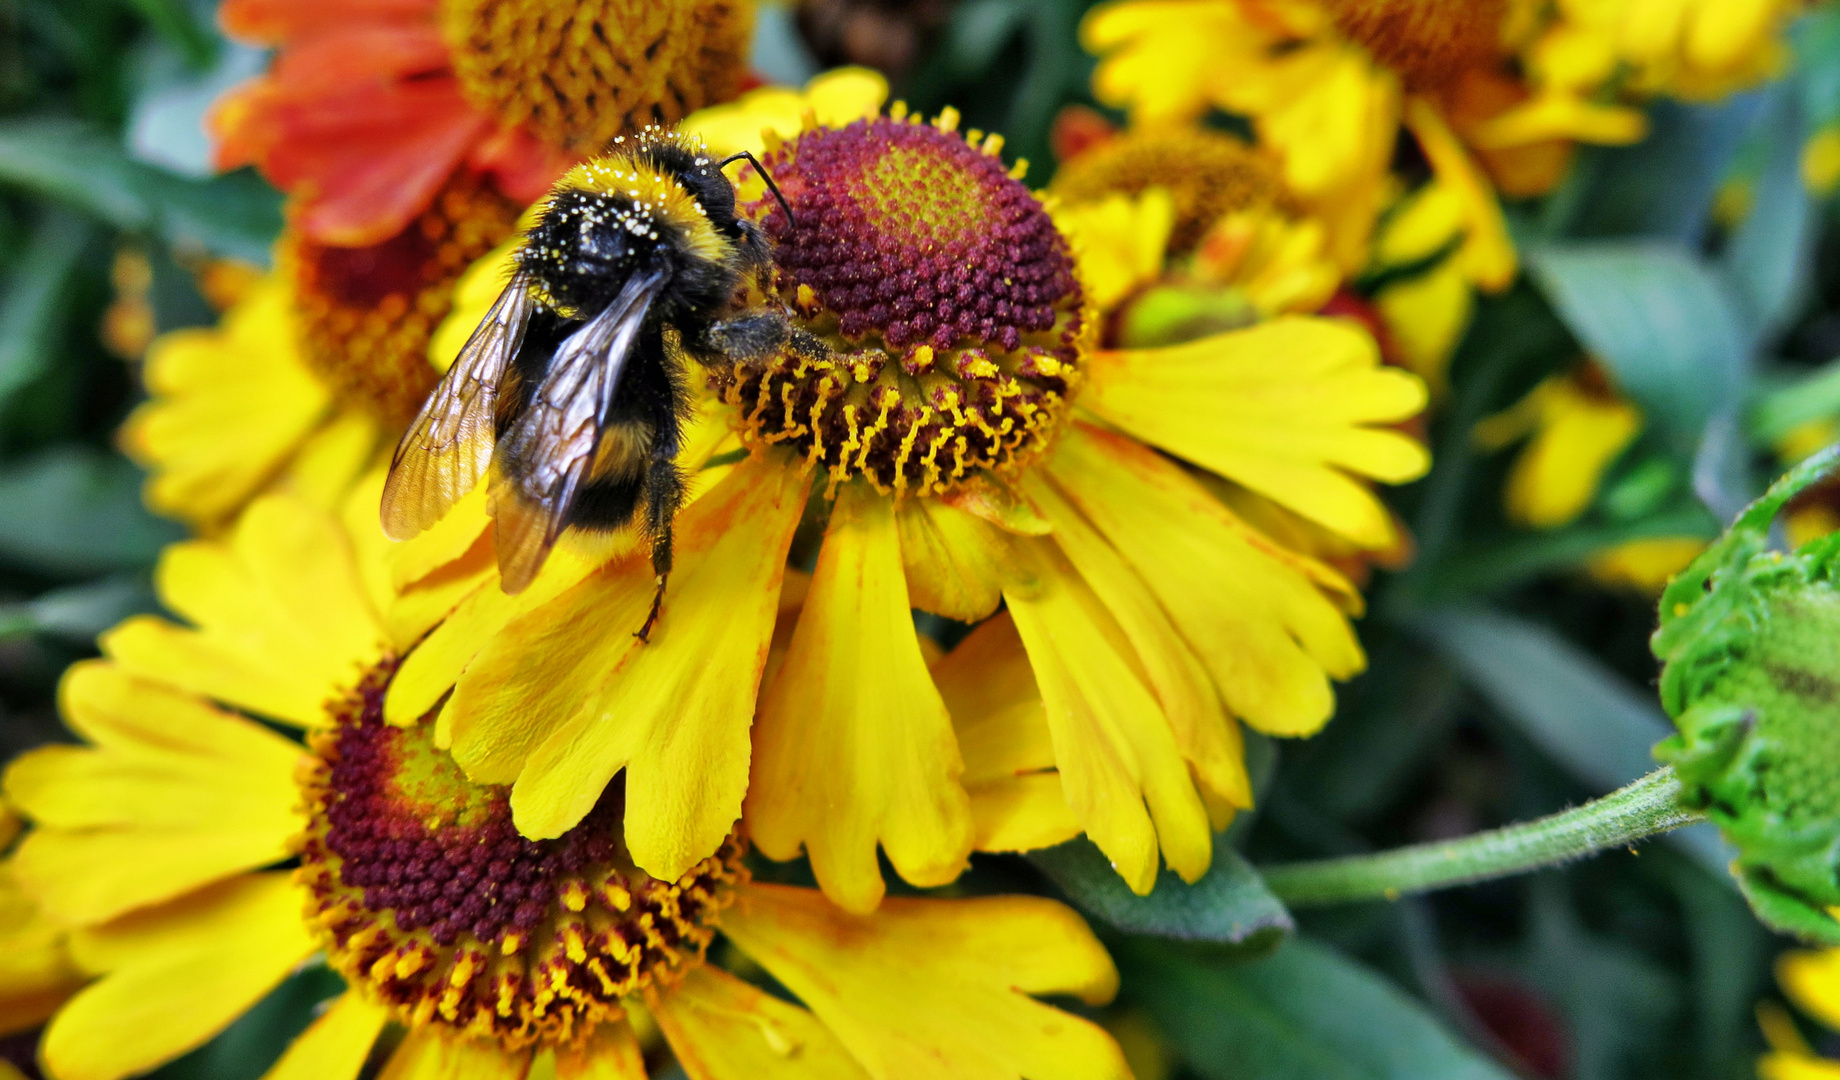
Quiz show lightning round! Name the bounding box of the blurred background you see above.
[4,1,1840,1078]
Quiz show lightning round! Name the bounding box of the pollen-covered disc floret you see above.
[299,666,745,1049]
[717,109,1091,496]
[292,173,520,427]
[441,0,751,153]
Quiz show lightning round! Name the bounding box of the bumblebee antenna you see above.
[717,151,796,227]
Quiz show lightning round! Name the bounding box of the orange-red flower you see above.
[212,0,754,246]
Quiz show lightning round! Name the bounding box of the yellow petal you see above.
[123,279,331,528]
[546,1024,647,1080]
[1404,99,1516,292]
[1491,375,1642,528]
[103,495,388,726]
[6,663,304,924]
[260,992,388,1080]
[279,409,383,515]
[748,484,974,912]
[650,965,868,1080]
[931,616,1082,853]
[509,454,807,880]
[722,882,1128,1080]
[895,499,1012,622]
[45,873,316,1080]
[376,1028,531,1080]
[1002,539,1212,894]
[1028,475,1250,814]
[383,540,605,731]
[1759,1053,1840,1080]
[1779,949,1840,1032]
[0,862,84,1036]
[1048,425,1364,735]
[1082,316,1428,548]
[1375,263,1473,394]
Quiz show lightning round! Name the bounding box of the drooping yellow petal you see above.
[722,883,1128,1080]
[930,616,1082,854]
[1002,539,1212,893]
[7,663,304,925]
[1048,424,1364,736]
[748,484,974,913]
[122,278,332,528]
[1082,316,1428,548]
[102,495,388,727]
[1375,262,1473,394]
[375,1027,531,1080]
[260,992,388,1080]
[650,965,868,1080]
[1476,371,1643,528]
[1779,949,1840,1032]
[1027,476,1250,813]
[44,873,316,1080]
[1404,99,1517,292]
[894,498,1014,622]
[0,862,84,1036]
[508,454,808,880]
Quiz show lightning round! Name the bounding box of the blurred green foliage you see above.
[8,1,1840,1079]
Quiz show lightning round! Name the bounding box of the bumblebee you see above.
[381,129,801,639]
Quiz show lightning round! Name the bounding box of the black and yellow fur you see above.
[381,129,799,638]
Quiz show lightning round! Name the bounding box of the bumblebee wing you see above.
[380,269,537,540]
[491,268,667,593]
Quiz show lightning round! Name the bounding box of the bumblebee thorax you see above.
[518,142,733,316]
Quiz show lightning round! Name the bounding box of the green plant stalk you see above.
[1260,768,1705,907]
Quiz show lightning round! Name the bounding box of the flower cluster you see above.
[0,2,1824,1079]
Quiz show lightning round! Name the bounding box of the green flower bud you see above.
[1652,446,1840,943]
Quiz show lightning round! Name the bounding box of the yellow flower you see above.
[0,848,84,1038]
[1080,0,1662,291]
[1540,0,1802,103]
[124,175,521,531]
[0,482,1128,1080]
[1761,948,1840,1080]
[382,105,1428,912]
[1474,364,1643,528]
[1583,537,1708,592]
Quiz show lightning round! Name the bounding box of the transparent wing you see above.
[491,268,667,593]
[380,269,537,539]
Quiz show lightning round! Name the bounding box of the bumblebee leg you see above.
[703,312,790,363]
[635,457,681,642]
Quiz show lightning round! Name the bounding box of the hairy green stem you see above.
[1260,768,1705,907]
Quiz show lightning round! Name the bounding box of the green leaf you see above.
[1418,505,1717,602]
[1526,241,1748,443]
[1555,95,1764,243]
[0,117,281,264]
[0,209,94,411]
[1031,833,1293,954]
[1412,607,1733,877]
[0,447,184,577]
[1720,85,1816,343]
[1750,357,1840,443]
[1122,936,1514,1080]
[0,574,157,641]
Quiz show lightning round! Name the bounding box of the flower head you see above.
[0,481,1129,1080]
[389,101,1428,912]
[1653,446,1840,942]
[213,0,754,246]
